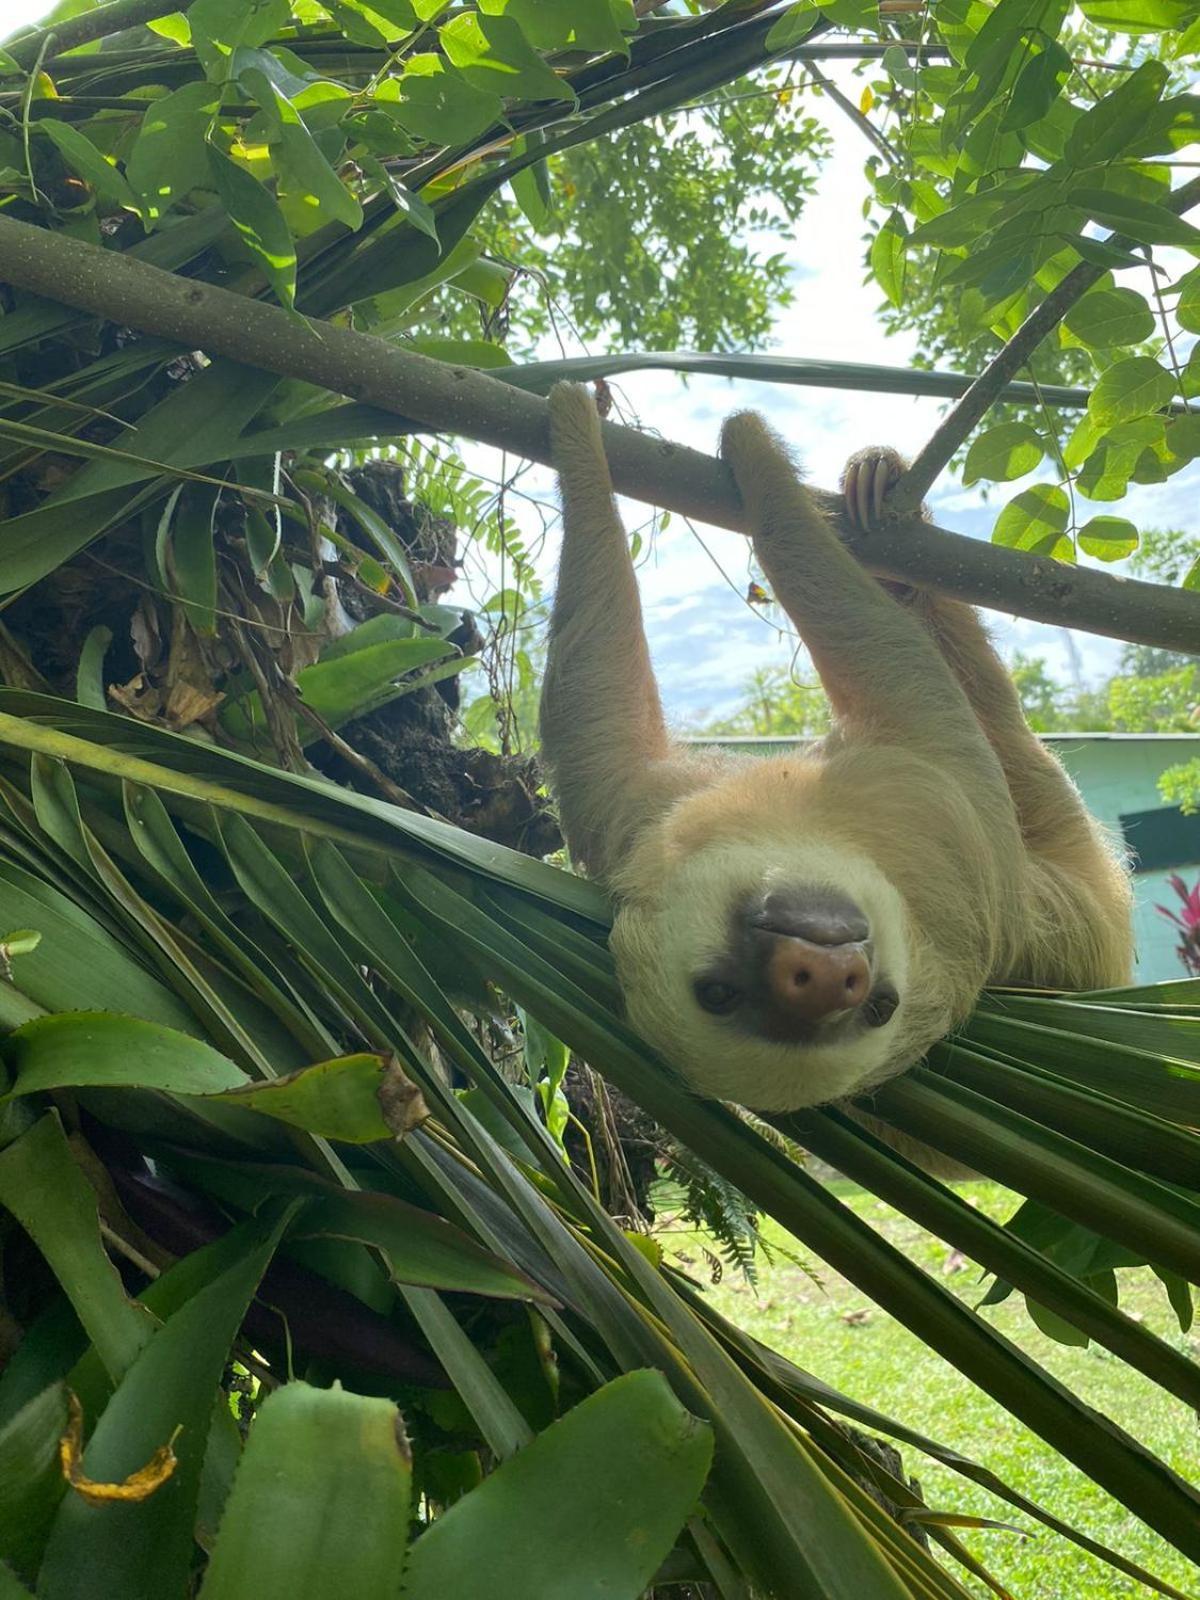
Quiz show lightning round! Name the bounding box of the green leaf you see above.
[1076,419,1163,501]
[230,45,354,125]
[1163,412,1200,461]
[206,145,297,309]
[0,1565,33,1599]
[0,693,608,921]
[818,0,875,26]
[37,1217,287,1600]
[765,2,820,47]
[35,122,136,211]
[510,135,554,234]
[1065,60,1168,166]
[1072,188,1200,251]
[962,422,1044,485]
[1062,411,1101,471]
[481,0,631,53]
[189,0,290,81]
[0,361,279,598]
[166,483,220,635]
[869,212,907,309]
[75,626,111,711]
[0,1382,68,1584]
[440,12,575,103]
[1088,356,1177,427]
[880,44,918,89]
[406,336,513,368]
[1079,0,1191,27]
[213,1052,395,1141]
[314,476,419,603]
[240,68,363,232]
[197,1382,411,1600]
[147,13,192,44]
[965,0,1061,71]
[317,614,417,662]
[999,41,1071,132]
[992,483,1070,555]
[1078,515,1139,561]
[383,56,504,145]
[360,158,439,242]
[350,0,420,28]
[0,1115,155,1382]
[1025,1297,1090,1347]
[1153,1267,1194,1333]
[0,858,199,1031]
[4,1012,248,1097]
[1063,286,1155,349]
[1178,272,1200,334]
[125,82,222,225]
[292,1188,553,1300]
[1059,232,1145,273]
[319,0,390,47]
[219,635,456,744]
[402,1372,713,1600]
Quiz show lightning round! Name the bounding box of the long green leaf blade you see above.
[402,1371,712,1600]
[198,1381,410,1600]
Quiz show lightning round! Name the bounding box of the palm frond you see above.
[0,695,1195,1597]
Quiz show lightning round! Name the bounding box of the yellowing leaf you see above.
[60,1394,180,1508]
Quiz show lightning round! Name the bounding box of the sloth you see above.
[539,383,1133,1114]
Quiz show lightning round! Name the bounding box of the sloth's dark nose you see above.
[764,936,872,1023]
[752,888,870,947]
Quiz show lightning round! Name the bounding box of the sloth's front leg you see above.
[838,445,1095,855]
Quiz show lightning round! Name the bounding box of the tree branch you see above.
[5,0,197,67]
[889,173,1200,515]
[0,214,1196,656]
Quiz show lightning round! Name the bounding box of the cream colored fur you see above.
[539,384,1134,1123]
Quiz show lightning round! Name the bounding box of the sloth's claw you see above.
[842,448,906,531]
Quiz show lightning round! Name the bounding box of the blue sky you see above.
[9,1,1197,724]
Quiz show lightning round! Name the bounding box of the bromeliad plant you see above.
[0,695,1197,1599]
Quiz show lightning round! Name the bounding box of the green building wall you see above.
[1047,735,1200,984]
[685,735,1200,986]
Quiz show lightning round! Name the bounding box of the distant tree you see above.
[699,663,831,738]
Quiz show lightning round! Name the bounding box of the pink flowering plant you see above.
[1157,874,1200,977]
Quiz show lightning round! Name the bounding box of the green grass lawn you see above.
[663,1178,1200,1600]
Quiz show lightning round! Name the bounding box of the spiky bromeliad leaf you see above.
[0,693,1196,1597]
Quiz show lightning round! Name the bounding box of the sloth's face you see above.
[611,838,921,1110]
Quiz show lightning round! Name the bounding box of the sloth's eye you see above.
[695,979,741,1015]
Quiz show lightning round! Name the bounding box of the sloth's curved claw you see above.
[841,448,906,531]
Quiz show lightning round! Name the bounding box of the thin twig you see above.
[889,173,1200,515]
[99,1219,162,1279]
